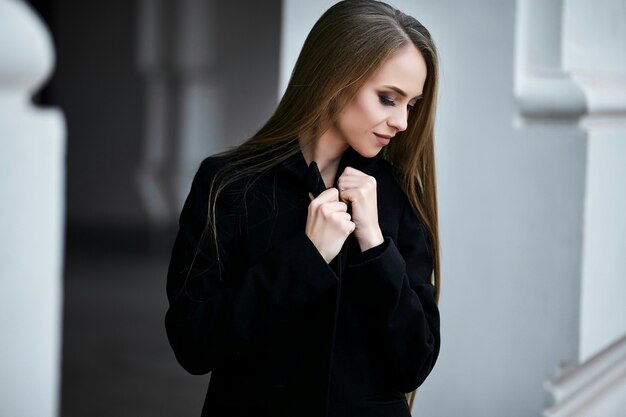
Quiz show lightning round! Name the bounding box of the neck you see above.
[299,128,349,182]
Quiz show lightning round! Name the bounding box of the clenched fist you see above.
[305,188,355,263]
[336,167,384,252]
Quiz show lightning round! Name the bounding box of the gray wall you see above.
[411,2,584,415]
[45,0,281,230]
[49,0,144,228]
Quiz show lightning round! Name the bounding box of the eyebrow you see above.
[383,85,423,100]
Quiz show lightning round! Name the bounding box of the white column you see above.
[514,0,626,415]
[562,0,626,364]
[513,0,586,123]
[0,1,66,417]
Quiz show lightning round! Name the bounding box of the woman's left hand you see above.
[337,167,385,252]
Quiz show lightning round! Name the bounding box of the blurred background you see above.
[1,0,625,416]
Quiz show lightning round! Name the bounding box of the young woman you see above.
[165,1,441,416]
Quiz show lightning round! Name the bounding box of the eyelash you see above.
[378,94,415,111]
[379,95,395,106]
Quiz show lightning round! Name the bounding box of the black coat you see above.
[165,145,440,417]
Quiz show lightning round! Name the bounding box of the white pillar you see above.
[0,1,66,416]
[515,0,626,415]
[542,0,626,412]
[562,0,626,364]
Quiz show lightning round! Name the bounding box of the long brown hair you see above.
[191,0,440,408]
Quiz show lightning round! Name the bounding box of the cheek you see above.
[343,96,383,129]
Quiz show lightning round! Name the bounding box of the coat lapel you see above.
[278,143,381,278]
[330,147,380,279]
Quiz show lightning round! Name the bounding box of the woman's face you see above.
[332,43,427,158]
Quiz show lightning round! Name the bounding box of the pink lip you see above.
[374,133,392,146]
[374,133,393,140]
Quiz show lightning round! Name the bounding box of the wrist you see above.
[358,228,384,252]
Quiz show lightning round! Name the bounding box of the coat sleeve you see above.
[346,197,440,393]
[165,157,338,375]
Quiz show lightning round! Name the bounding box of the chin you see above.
[358,147,383,158]
[348,140,383,158]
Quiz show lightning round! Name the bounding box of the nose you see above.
[387,107,408,133]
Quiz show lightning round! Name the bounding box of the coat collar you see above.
[279,145,380,192]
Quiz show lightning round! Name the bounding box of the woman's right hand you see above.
[305,188,355,263]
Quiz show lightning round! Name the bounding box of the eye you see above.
[378,95,395,107]
[408,98,422,112]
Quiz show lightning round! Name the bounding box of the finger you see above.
[341,166,367,177]
[339,189,353,203]
[309,192,314,201]
[317,187,339,202]
[321,201,350,219]
[341,166,364,175]
[337,180,364,191]
[336,212,351,222]
[338,174,370,183]
[336,180,355,192]
[340,176,374,185]
[328,210,351,221]
[323,201,349,212]
[340,189,373,204]
[339,179,375,193]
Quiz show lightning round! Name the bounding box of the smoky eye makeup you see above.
[378,94,396,106]
[379,93,418,112]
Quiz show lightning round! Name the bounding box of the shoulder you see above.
[185,152,252,221]
[193,151,255,193]
[196,151,240,180]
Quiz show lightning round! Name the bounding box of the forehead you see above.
[366,44,427,97]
